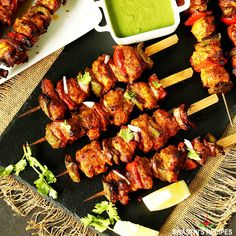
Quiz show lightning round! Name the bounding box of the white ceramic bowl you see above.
[94,0,190,45]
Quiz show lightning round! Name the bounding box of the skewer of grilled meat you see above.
[84,134,223,205]
[0,0,63,68]
[21,65,192,124]
[63,105,193,181]
[56,94,219,186]
[19,36,181,119]
[31,93,218,149]
[34,71,167,121]
[185,0,234,125]
[41,96,195,149]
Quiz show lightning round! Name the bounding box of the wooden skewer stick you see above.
[145,34,179,56]
[160,68,193,88]
[83,190,105,203]
[19,35,179,119]
[83,132,236,203]
[217,133,236,148]
[29,137,46,146]
[187,94,219,116]
[221,93,234,127]
[18,105,41,118]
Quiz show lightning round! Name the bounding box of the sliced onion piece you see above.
[63,76,68,94]
[104,54,110,64]
[82,101,95,108]
[128,124,142,133]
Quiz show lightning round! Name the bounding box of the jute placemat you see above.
[0,52,235,236]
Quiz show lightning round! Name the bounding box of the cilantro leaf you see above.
[119,127,134,143]
[152,81,162,89]
[81,214,110,233]
[77,72,92,85]
[0,165,14,177]
[14,159,27,176]
[92,201,120,224]
[124,91,136,100]
[187,149,201,161]
[34,174,58,199]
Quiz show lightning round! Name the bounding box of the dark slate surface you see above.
[0,8,236,236]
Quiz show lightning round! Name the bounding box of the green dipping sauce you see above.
[105,0,175,37]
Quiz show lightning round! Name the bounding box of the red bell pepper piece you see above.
[113,47,127,76]
[185,11,207,26]
[221,15,236,26]
[184,159,198,170]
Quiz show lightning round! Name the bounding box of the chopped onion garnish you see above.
[184,139,193,150]
[83,101,95,108]
[128,124,142,133]
[63,76,68,94]
[104,55,110,64]
[112,170,130,185]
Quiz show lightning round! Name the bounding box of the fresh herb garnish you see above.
[93,201,120,224]
[152,81,162,89]
[77,71,92,85]
[124,90,136,100]
[184,139,201,161]
[0,144,58,199]
[81,201,120,233]
[118,127,134,143]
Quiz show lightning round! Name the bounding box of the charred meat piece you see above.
[102,170,130,205]
[131,114,168,153]
[126,156,153,192]
[200,65,233,94]
[45,117,83,149]
[56,77,88,111]
[109,44,153,83]
[35,0,62,13]
[102,138,120,165]
[228,23,236,46]
[76,141,112,178]
[102,89,134,126]
[148,74,167,102]
[21,6,52,34]
[151,145,185,183]
[0,0,26,25]
[38,79,68,120]
[38,94,68,121]
[189,0,208,13]
[190,37,227,72]
[90,54,117,96]
[7,31,33,48]
[127,81,158,110]
[191,15,215,41]
[153,109,180,137]
[173,104,195,130]
[75,104,109,140]
[65,155,80,183]
[218,0,236,17]
[13,18,40,42]
[111,135,137,163]
[0,38,28,67]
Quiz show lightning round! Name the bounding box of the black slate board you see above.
[1,9,236,235]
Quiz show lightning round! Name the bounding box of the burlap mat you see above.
[0,52,235,236]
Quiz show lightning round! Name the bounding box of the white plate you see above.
[0,0,102,85]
